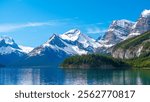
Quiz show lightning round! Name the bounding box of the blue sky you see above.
[0,0,149,47]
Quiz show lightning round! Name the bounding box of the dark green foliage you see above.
[61,54,128,69]
[125,56,150,68]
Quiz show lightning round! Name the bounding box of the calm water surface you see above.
[0,66,150,85]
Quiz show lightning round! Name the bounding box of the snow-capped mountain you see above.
[0,36,33,55]
[22,29,101,66]
[98,19,135,46]
[97,9,150,52]
[29,29,100,56]
[19,45,33,53]
[0,36,33,65]
[60,29,100,52]
[129,9,150,37]
[0,36,20,49]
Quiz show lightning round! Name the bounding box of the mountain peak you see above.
[0,36,15,45]
[141,9,150,18]
[111,19,134,28]
[99,19,135,46]
[43,33,61,47]
[64,29,81,35]
[60,29,81,41]
[49,33,58,40]
[0,35,20,49]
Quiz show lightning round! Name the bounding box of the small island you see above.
[61,54,129,69]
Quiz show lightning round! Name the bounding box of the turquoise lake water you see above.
[0,67,150,85]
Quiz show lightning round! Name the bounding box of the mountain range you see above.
[0,9,150,66]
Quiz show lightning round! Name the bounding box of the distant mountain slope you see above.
[112,31,150,59]
[0,36,33,65]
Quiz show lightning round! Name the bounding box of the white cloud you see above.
[86,27,106,34]
[0,21,64,33]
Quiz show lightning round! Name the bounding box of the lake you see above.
[0,67,150,85]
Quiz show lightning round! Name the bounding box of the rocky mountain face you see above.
[0,36,33,65]
[96,19,135,54]
[99,10,150,44]
[98,20,134,45]
[96,9,150,54]
[112,31,150,59]
[129,9,150,37]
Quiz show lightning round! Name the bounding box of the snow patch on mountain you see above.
[111,19,135,28]
[60,29,81,41]
[0,46,16,55]
[19,45,34,53]
[141,9,150,18]
[127,33,141,38]
[0,36,15,45]
[77,33,100,48]
[42,32,89,55]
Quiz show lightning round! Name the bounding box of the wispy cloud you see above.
[96,22,104,25]
[86,27,106,34]
[0,20,67,33]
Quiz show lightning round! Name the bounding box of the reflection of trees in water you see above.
[112,70,129,85]
[87,69,114,85]
[137,70,150,85]
[64,69,150,85]
[112,70,150,85]
[64,69,88,85]
[112,70,140,85]
[64,69,114,85]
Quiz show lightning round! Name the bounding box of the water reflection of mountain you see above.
[0,68,40,85]
[0,67,150,85]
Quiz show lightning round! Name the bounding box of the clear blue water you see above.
[0,67,150,85]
